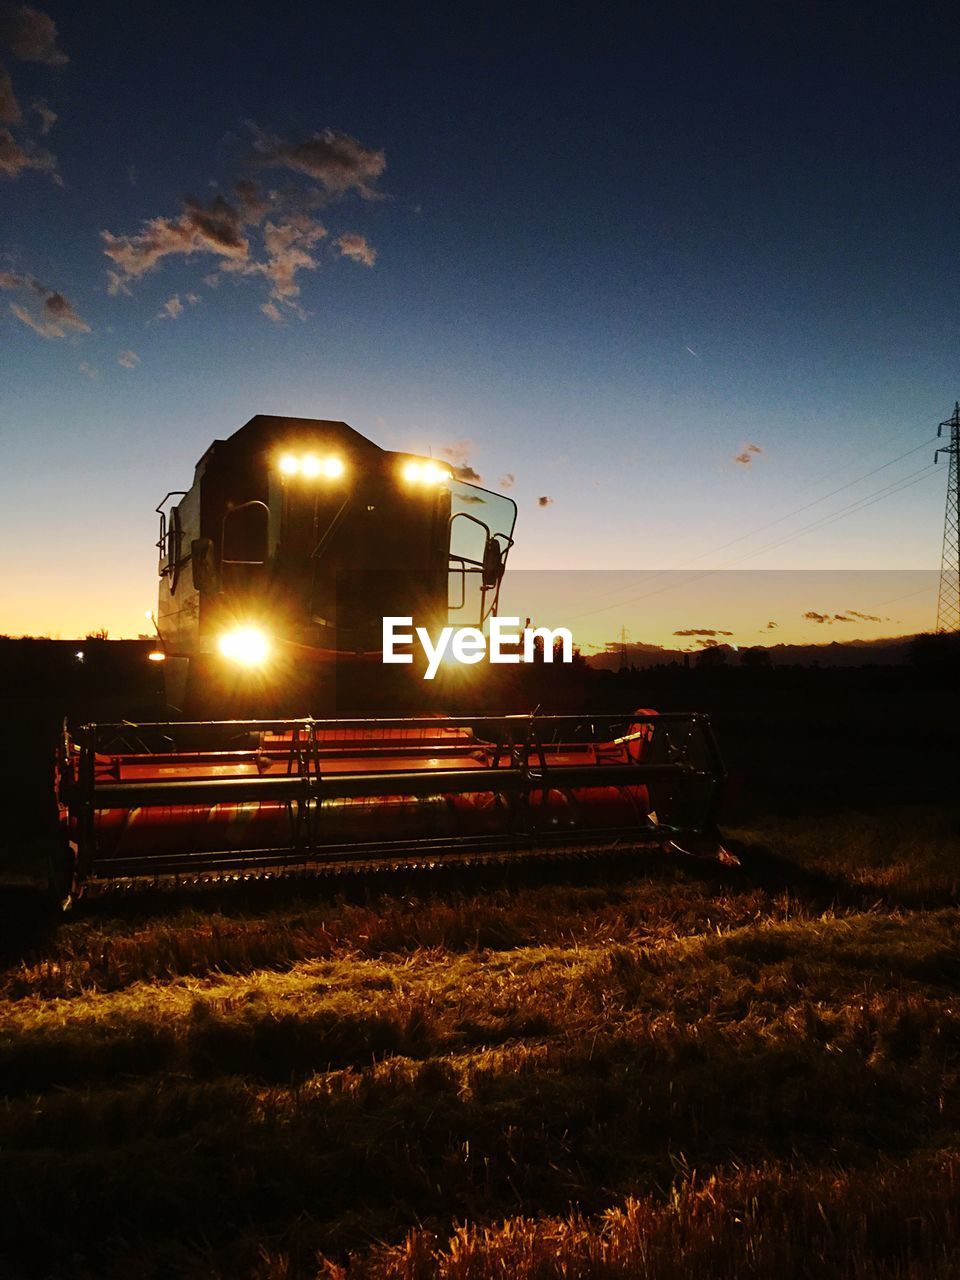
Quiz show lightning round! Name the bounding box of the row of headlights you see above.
[178,456,455,669]
[277,453,451,487]
[279,452,345,479]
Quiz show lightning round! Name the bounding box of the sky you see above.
[0,0,956,642]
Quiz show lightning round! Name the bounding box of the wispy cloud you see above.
[734,443,764,466]
[262,215,327,303]
[0,62,20,123]
[30,97,54,132]
[335,231,376,266]
[0,124,55,178]
[102,194,249,295]
[441,440,483,484]
[78,361,98,380]
[0,9,64,182]
[156,291,200,320]
[117,348,140,368]
[804,611,853,625]
[1,270,88,336]
[499,473,515,489]
[538,495,554,507]
[0,5,68,64]
[233,178,270,223]
[215,212,329,320]
[250,124,385,199]
[804,609,888,626]
[102,125,386,322]
[673,628,733,637]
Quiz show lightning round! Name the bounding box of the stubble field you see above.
[1,663,958,1279]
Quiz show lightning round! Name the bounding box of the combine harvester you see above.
[54,415,727,903]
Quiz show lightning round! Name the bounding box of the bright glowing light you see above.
[421,461,449,485]
[147,650,166,663]
[217,627,270,668]
[402,459,450,486]
[281,452,346,480]
[74,650,84,662]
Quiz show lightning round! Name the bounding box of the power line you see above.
[568,464,939,622]
[718,464,938,567]
[562,432,936,617]
[681,439,936,566]
[872,582,939,608]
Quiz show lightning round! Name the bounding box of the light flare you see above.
[217,626,270,667]
[402,459,450,486]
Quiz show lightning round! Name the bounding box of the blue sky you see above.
[1,1,956,638]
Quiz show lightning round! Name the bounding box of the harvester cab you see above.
[54,415,727,905]
[153,414,517,717]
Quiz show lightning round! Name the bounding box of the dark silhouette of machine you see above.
[55,415,725,903]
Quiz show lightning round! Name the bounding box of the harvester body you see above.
[154,414,517,716]
[55,415,726,901]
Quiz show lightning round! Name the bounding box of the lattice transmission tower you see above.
[936,402,960,633]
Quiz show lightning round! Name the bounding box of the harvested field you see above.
[0,665,957,1278]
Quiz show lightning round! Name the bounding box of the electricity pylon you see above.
[935,402,960,634]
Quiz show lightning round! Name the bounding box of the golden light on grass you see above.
[4,802,959,1278]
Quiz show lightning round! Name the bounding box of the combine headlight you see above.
[147,650,166,663]
[279,452,345,480]
[402,460,450,486]
[421,461,448,485]
[217,626,270,668]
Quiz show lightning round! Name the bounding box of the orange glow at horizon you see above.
[0,568,940,649]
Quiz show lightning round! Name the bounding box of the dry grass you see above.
[1,807,959,1279]
[308,1155,960,1279]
